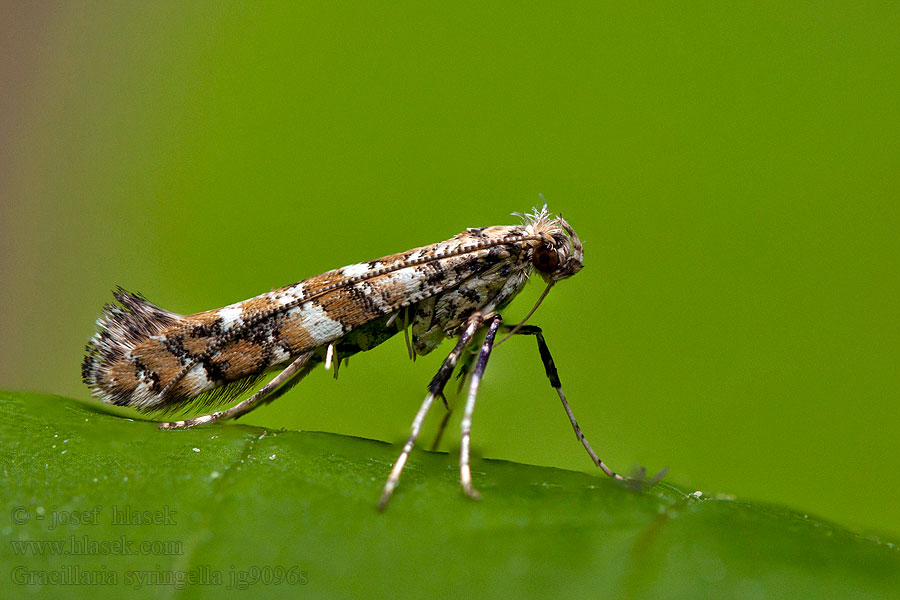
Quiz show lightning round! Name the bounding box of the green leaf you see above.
[2,390,897,599]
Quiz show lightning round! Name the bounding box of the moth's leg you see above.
[428,405,451,452]
[401,307,415,361]
[455,348,478,396]
[427,344,477,450]
[459,314,503,500]
[428,337,479,451]
[503,325,626,481]
[158,352,314,430]
[378,313,483,511]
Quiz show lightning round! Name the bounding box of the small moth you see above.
[83,206,631,509]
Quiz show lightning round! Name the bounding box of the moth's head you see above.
[520,207,584,282]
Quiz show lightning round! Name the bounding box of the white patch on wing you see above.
[218,305,244,330]
[340,263,371,278]
[271,345,291,363]
[184,366,213,394]
[405,249,426,263]
[390,267,425,290]
[277,284,305,304]
[284,302,344,344]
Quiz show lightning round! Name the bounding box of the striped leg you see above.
[378,313,484,511]
[459,314,502,500]
[158,352,315,430]
[427,348,477,451]
[505,325,626,481]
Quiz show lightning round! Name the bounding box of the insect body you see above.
[82,206,627,509]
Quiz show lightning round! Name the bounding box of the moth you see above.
[83,206,631,509]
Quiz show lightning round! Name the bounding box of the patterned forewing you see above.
[120,226,531,407]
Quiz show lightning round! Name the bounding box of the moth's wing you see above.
[84,226,532,414]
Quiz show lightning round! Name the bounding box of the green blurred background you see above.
[2,3,898,537]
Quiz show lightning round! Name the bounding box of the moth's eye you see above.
[533,246,560,273]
